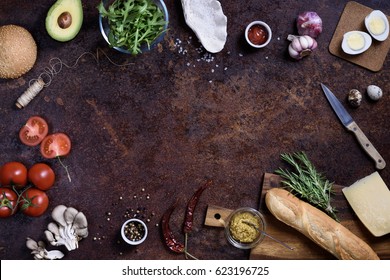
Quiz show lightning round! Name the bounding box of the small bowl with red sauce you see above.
[245,21,272,48]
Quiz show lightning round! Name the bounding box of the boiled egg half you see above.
[365,10,389,41]
[341,31,372,55]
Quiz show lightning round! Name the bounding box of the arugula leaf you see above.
[98,0,167,55]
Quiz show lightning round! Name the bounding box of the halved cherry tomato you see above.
[0,161,28,188]
[19,116,49,146]
[0,187,18,218]
[20,187,49,217]
[40,133,71,159]
[28,163,56,191]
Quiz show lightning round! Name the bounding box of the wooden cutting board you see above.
[204,173,390,259]
[329,1,390,72]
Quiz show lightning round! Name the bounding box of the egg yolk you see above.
[369,17,386,35]
[347,33,365,50]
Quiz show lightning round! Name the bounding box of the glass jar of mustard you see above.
[224,207,266,249]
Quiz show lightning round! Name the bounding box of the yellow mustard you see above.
[229,212,260,243]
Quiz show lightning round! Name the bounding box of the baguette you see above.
[265,188,379,260]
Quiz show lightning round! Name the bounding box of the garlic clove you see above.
[299,36,309,49]
[291,38,302,52]
[288,44,299,57]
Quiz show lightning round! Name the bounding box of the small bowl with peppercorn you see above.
[224,207,267,249]
[121,218,148,245]
[245,21,272,48]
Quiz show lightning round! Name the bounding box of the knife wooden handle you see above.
[346,122,386,169]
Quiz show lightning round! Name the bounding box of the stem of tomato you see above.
[57,156,71,182]
[11,186,30,215]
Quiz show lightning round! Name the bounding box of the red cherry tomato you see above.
[28,163,56,191]
[20,188,49,217]
[0,187,18,218]
[40,133,71,159]
[0,161,28,188]
[19,116,49,146]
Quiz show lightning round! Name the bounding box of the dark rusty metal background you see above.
[1,0,389,260]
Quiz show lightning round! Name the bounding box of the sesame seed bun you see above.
[0,25,37,79]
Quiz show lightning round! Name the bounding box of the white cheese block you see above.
[342,172,390,237]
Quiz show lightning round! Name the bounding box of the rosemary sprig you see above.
[275,152,339,221]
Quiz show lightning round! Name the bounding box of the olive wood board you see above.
[329,1,390,72]
[204,173,390,259]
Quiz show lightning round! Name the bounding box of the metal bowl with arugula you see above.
[98,0,169,55]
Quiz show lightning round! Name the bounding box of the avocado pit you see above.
[45,0,83,42]
[58,12,72,29]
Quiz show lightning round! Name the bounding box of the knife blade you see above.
[321,83,386,170]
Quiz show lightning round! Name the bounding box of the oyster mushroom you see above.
[26,237,64,260]
[45,205,88,251]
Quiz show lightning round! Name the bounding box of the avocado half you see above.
[46,0,83,42]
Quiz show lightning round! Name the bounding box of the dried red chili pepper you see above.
[161,202,185,253]
[183,180,212,234]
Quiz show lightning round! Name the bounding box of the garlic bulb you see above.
[287,34,318,60]
[297,11,323,38]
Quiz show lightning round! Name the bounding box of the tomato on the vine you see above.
[0,161,28,188]
[40,133,71,159]
[20,188,49,217]
[0,187,18,218]
[19,116,49,147]
[28,163,55,191]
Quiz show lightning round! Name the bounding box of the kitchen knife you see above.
[321,83,386,170]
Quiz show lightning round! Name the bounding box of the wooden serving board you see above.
[329,1,390,72]
[204,173,390,259]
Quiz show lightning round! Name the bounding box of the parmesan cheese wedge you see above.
[342,172,390,237]
[181,0,227,53]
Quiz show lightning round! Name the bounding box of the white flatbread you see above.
[181,0,227,53]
